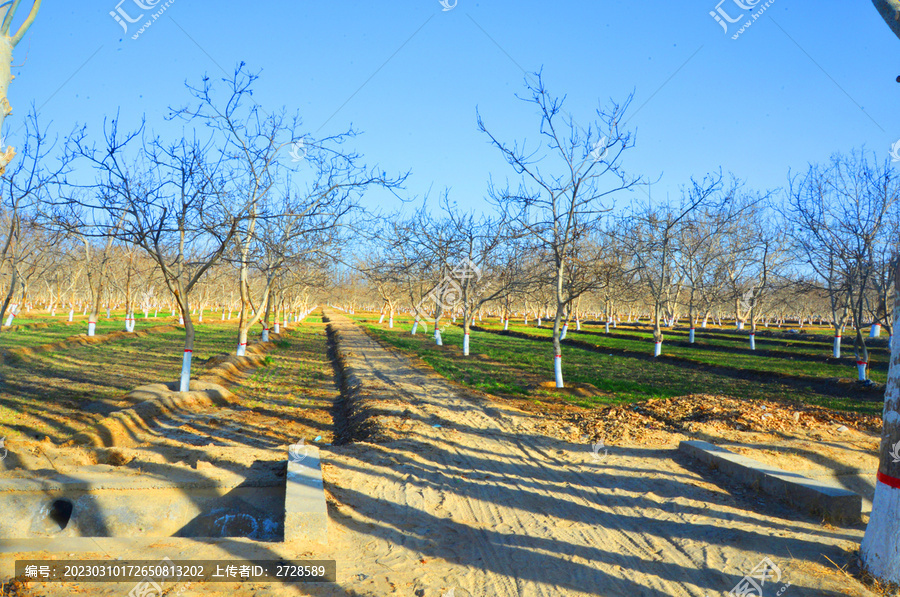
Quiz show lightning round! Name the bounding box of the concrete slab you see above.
[284,446,328,543]
[679,440,862,523]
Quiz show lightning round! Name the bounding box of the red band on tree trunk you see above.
[184,349,192,353]
[555,354,561,358]
[857,361,868,366]
[240,342,247,346]
[877,470,900,490]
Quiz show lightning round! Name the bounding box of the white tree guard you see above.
[389,315,393,328]
[411,321,418,335]
[68,309,74,322]
[237,342,247,357]
[654,341,662,357]
[504,319,509,331]
[274,323,280,334]
[378,313,385,324]
[262,328,270,342]
[689,328,695,344]
[560,324,568,341]
[858,361,868,382]
[179,350,192,392]
[463,332,470,356]
[833,335,841,359]
[554,354,564,388]
[87,321,96,337]
[435,330,442,346]
[749,333,756,351]
[871,324,882,338]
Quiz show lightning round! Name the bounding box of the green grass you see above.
[360,315,884,416]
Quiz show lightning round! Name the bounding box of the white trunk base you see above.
[689,328,695,343]
[504,319,509,331]
[554,354,563,388]
[858,362,868,381]
[274,323,280,334]
[389,316,393,328]
[576,321,581,331]
[560,325,568,341]
[262,329,270,342]
[463,333,470,356]
[537,318,541,327]
[378,313,385,324]
[871,324,882,338]
[237,343,247,356]
[862,480,900,583]
[605,322,610,334]
[435,330,442,346]
[833,336,841,359]
[87,322,96,337]
[749,334,756,351]
[736,321,744,330]
[411,321,419,335]
[179,350,192,392]
[68,310,74,322]
[654,342,662,357]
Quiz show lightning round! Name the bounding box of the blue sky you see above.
[6,1,900,214]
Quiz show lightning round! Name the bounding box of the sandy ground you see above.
[0,311,888,596]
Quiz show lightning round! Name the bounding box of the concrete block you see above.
[284,446,328,543]
[679,440,862,523]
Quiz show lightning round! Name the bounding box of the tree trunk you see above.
[861,263,900,582]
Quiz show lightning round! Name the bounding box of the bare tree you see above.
[479,72,640,387]
[0,0,40,175]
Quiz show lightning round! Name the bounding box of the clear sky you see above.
[6,0,900,215]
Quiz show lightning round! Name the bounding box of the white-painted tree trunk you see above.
[605,321,610,334]
[179,315,184,325]
[411,321,419,335]
[871,324,882,338]
[654,341,662,357]
[858,361,868,382]
[554,354,563,388]
[179,350,192,392]
[749,333,756,351]
[576,320,581,331]
[262,328,270,342]
[736,321,744,330]
[88,321,96,337]
[463,332,470,356]
[389,315,393,328]
[537,318,541,327]
[689,328,695,344]
[560,324,568,340]
[833,335,841,359]
[237,342,247,356]
[504,319,509,331]
[274,323,280,334]
[378,312,385,324]
[861,275,900,582]
[4,313,13,327]
[221,311,226,321]
[435,330,443,346]
[68,309,74,322]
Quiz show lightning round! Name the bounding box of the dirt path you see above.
[316,311,873,596]
[0,311,880,596]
